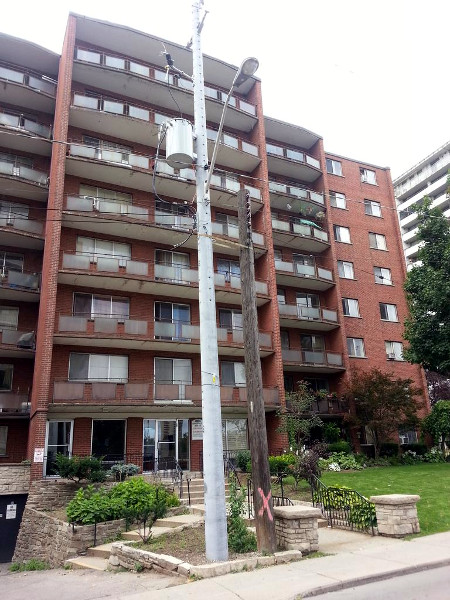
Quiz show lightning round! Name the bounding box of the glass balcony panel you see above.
[154,113,170,125]
[103,99,124,115]
[314,229,328,242]
[0,160,14,176]
[67,196,93,211]
[70,144,96,159]
[322,309,338,322]
[327,352,342,366]
[185,385,202,401]
[0,113,20,127]
[310,191,324,204]
[63,253,90,270]
[259,332,272,347]
[59,316,87,332]
[245,185,261,199]
[239,388,248,402]
[269,181,287,194]
[181,324,199,339]
[298,307,320,320]
[275,259,294,272]
[242,141,258,156]
[217,327,228,342]
[128,105,150,121]
[0,66,24,83]
[225,177,240,192]
[210,173,222,187]
[18,166,48,185]
[11,217,43,235]
[155,321,176,338]
[8,270,40,290]
[292,223,311,236]
[207,129,217,142]
[204,86,218,99]
[286,149,304,162]
[179,167,195,180]
[1,330,22,345]
[129,154,150,169]
[317,267,333,280]
[28,76,56,95]
[290,187,308,199]
[73,94,99,109]
[212,222,224,235]
[97,199,122,214]
[129,61,150,77]
[105,55,125,69]
[306,155,320,169]
[272,218,290,232]
[282,349,301,362]
[124,319,147,335]
[252,232,264,245]
[127,205,148,220]
[232,329,244,344]
[178,78,193,91]
[24,119,50,138]
[239,101,256,115]
[223,134,238,149]
[263,388,279,405]
[76,48,101,64]
[125,382,149,399]
[296,263,315,277]
[230,275,241,289]
[220,387,234,402]
[255,281,268,294]
[53,382,84,401]
[94,317,118,333]
[182,268,198,283]
[266,144,284,156]
[214,272,226,286]
[154,384,181,400]
[92,382,116,399]
[279,304,297,317]
[126,260,148,276]
[304,350,325,364]
[97,257,119,272]
[101,149,124,163]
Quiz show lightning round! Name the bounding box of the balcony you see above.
[0,61,56,113]
[52,380,279,408]
[0,269,41,302]
[0,329,35,357]
[0,157,49,201]
[73,47,257,132]
[271,215,329,253]
[212,220,265,258]
[278,304,339,331]
[54,315,273,357]
[0,391,30,415]
[275,259,334,291]
[70,93,260,171]
[0,109,52,156]
[282,349,344,373]
[288,396,347,415]
[0,210,44,250]
[266,144,321,182]
[59,252,270,306]
[269,181,325,216]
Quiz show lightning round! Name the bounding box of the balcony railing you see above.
[68,142,150,170]
[0,158,48,186]
[0,269,41,292]
[0,329,35,349]
[271,216,328,243]
[75,47,257,116]
[0,391,30,413]
[278,304,338,323]
[0,62,57,96]
[212,221,264,246]
[0,109,51,139]
[269,181,324,206]
[282,349,343,367]
[275,259,333,282]
[266,144,321,169]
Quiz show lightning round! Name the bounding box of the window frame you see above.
[342,298,360,318]
[333,225,351,244]
[385,341,404,361]
[220,361,246,387]
[379,303,398,322]
[0,364,13,391]
[374,266,392,285]
[360,168,377,185]
[337,260,355,279]
[326,158,343,176]
[68,353,129,383]
[364,199,382,217]
[347,337,366,358]
[369,232,387,251]
[329,191,347,209]
[0,306,19,331]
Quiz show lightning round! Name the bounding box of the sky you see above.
[1,0,449,178]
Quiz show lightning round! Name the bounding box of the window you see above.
[217,258,240,281]
[0,251,23,275]
[374,267,392,285]
[0,307,18,330]
[0,426,7,455]
[219,309,242,331]
[0,200,29,224]
[364,199,382,217]
[277,289,286,305]
[333,225,351,243]
[154,358,192,398]
[155,302,191,340]
[73,293,129,320]
[303,378,329,393]
[221,361,246,387]
[79,184,132,204]
[215,212,239,237]
[326,158,342,176]
[369,232,387,250]
[337,260,355,279]
[301,335,325,351]
[360,168,377,185]
[45,421,72,476]
[0,364,13,390]
[347,337,366,357]
[399,429,418,444]
[342,298,360,317]
[329,191,347,209]
[155,200,190,227]
[68,353,128,382]
[280,330,290,349]
[76,236,131,265]
[380,303,398,322]
[222,419,248,452]
[385,341,404,361]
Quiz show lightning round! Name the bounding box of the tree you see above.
[421,400,450,457]
[344,369,424,458]
[403,195,450,376]
[277,381,324,450]
[425,370,450,406]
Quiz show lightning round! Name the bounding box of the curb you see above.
[301,558,450,598]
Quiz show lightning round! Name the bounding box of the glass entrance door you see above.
[143,419,189,472]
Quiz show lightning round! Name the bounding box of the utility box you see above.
[165,118,194,169]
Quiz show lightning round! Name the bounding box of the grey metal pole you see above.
[191,0,228,561]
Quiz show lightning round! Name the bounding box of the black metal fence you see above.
[310,475,376,535]
[246,478,293,519]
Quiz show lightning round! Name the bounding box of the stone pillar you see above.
[273,505,322,554]
[370,494,420,537]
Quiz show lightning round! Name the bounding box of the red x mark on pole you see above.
[258,487,273,521]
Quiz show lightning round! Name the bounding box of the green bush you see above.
[380,443,400,457]
[326,441,351,455]
[315,484,376,529]
[423,448,446,463]
[236,450,251,472]
[268,453,296,475]
[108,463,140,481]
[55,454,106,483]
[9,559,50,572]
[66,485,124,525]
[319,452,364,471]
[401,443,427,456]
[227,474,257,553]
[322,423,341,443]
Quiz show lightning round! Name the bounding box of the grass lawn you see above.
[321,463,450,536]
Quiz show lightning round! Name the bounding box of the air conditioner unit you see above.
[387,353,396,360]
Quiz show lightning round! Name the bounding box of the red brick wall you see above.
[0,419,29,463]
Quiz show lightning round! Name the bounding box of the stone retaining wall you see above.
[371,494,420,537]
[25,479,115,511]
[0,464,30,495]
[13,508,125,567]
[274,505,322,554]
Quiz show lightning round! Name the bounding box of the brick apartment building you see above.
[0,14,429,481]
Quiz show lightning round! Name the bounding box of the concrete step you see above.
[152,513,204,528]
[66,556,109,571]
[86,543,114,558]
[189,505,206,516]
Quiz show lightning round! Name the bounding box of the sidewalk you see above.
[110,530,450,600]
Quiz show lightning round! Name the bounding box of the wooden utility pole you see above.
[237,189,277,553]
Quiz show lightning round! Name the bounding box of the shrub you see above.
[315,485,376,529]
[379,443,400,457]
[227,473,257,553]
[288,450,322,487]
[400,450,423,465]
[9,559,50,572]
[326,441,351,455]
[319,452,364,471]
[236,450,251,472]
[423,448,446,463]
[108,463,140,481]
[268,453,295,475]
[322,423,341,443]
[66,485,123,525]
[401,443,427,456]
[55,454,106,483]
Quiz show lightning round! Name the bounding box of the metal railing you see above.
[266,143,321,170]
[0,61,57,96]
[246,477,293,518]
[310,475,376,535]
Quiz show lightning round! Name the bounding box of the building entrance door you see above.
[143,419,189,472]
